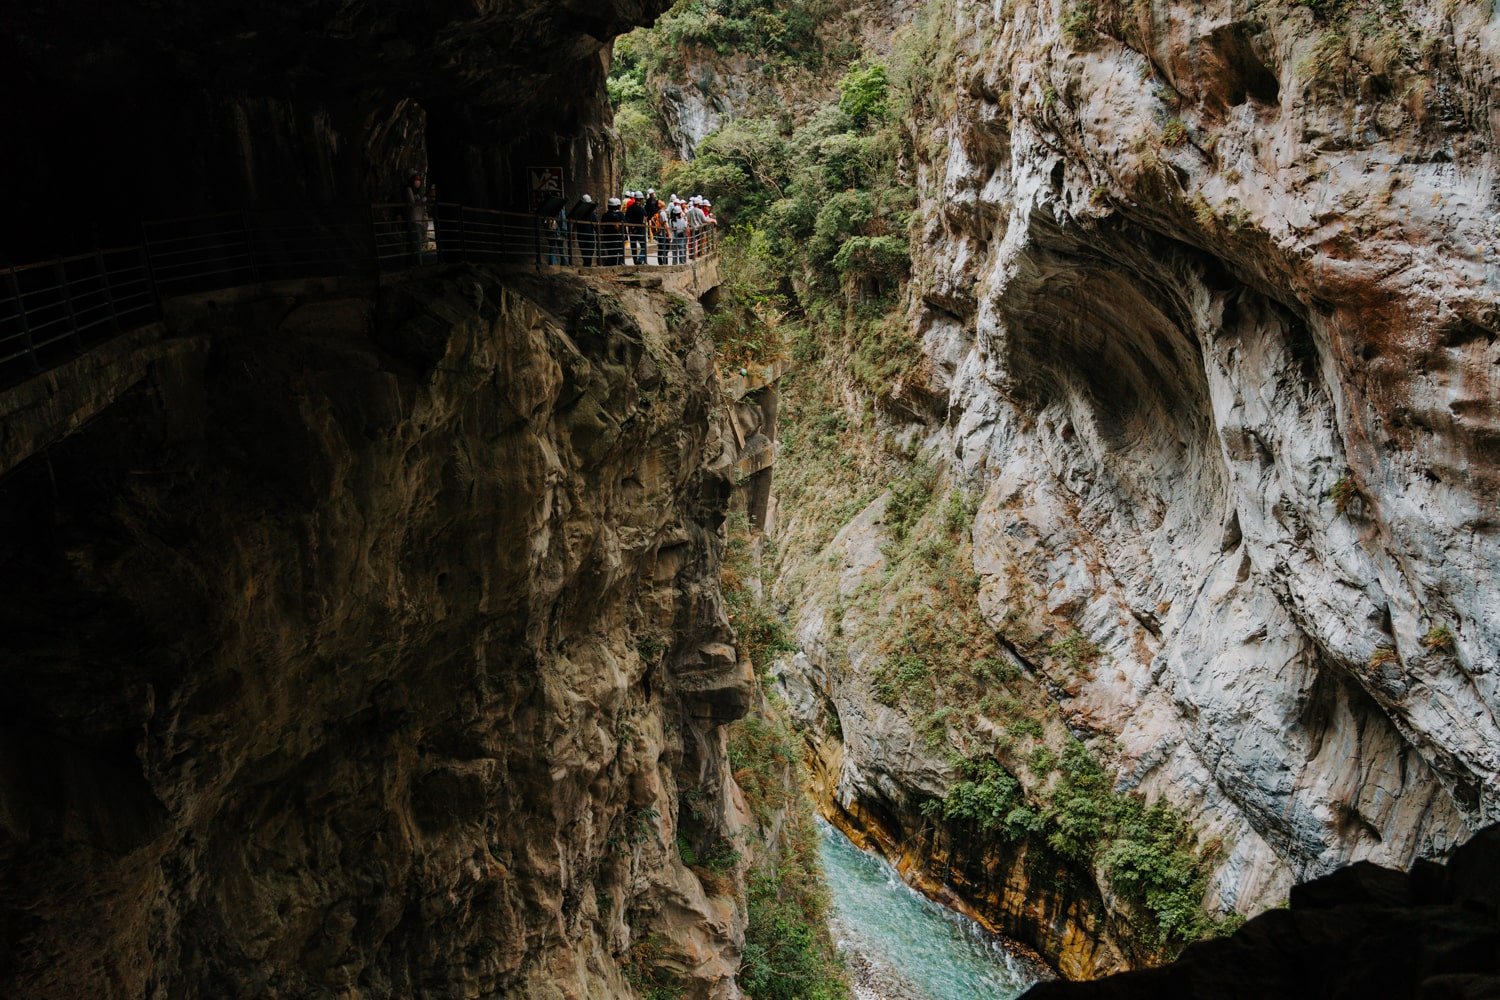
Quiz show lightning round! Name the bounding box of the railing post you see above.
[139,224,164,319]
[96,250,122,333]
[7,270,41,373]
[367,204,380,274]
[456,204,466,263]
[54,261,83,351]
[242,209,262,283]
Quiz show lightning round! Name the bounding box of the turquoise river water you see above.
[816,818,1045,1000]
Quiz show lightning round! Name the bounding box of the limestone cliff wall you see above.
[918,0,1497,887]
[773,0,1499,970]
[0,267,751,999]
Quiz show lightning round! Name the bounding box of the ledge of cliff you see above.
[0,266,751,999]
[1022,823,1500,999]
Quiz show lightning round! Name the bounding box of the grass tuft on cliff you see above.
[723,515,850,1000]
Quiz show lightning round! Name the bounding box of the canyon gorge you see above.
[1,0,1497,997]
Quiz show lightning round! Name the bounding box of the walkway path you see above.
[1,202,720,389]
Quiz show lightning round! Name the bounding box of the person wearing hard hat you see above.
[569,193,598,266]
[624,191,647,265]
[685,197,708,260]
[601,196,626,265]
[700,198,718,256]
[667,198,688,264]
[642,189,663,262]
[404,171,435,263]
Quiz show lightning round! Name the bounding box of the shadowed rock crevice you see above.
[0,267,750,999]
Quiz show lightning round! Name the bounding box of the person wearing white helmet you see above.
[641,188,663,262]
[666,197,688,264]
[569,193,598,266]
[624,191,647,265]
[685,197,709,260]
[602,196,626,265]
[701,198,719,256]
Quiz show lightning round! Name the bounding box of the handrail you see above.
[1,201,719,389]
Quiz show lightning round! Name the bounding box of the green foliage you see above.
[940,757,1023,831]
[1061,1,1097,41]
[1045,741,1111,860]
[832,235,910,282]
[1100,800,1230,947]
[723,515,798,673]
[706,229,790,367]
[730,704,849,1000]
[884,463,938,544]
[838,61,890,126]
[1422,624,1455,653]
[729,712,800,823]
[1050,632,1103,675]
[1010,717,1045,740]
[625,934,687,1000]
[1370,643,1399,667]
[741,867,848,1000]
[873,652,932,707]
[649,0,854,68]
[608,37,668,192]
[1160,117,1189,147]
[889,0,960,127]
[1028,746,1058,776]
[1329,475,1357,515]
[941,489,976,537]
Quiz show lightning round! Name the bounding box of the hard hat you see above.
[608,197,621,207]
[581,194,593,203]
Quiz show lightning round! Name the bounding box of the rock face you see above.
[1021,823,1500,998]
[0,266,751,998]
[914,0,1497,895]
[775,493,1139,977]
[771,0,1498,974]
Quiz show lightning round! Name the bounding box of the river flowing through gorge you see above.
[817,819,1051,1000]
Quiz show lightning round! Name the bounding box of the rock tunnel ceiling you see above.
[0,0,674,260]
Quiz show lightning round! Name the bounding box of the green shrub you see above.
[1329,475,1357,515]
[1050,632,1103,674]
[885,464,938,543]
[1006,718,1041,740]
[940,757,1023,832]
[1029,746,1058,775]
[838,60,890,126]
[873,652,931,706]
[1100,803,1215,945]
[1161,117,1189,146]
[832,235,910,282]
[1422,625,1455,653]
[1061,1,1096,41]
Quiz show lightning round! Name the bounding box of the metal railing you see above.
[1,202,720,388]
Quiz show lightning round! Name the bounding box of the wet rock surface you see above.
[1021,824,1500,999]
[0,266,748,999]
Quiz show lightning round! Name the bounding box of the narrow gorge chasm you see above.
[2,0,1498,998]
